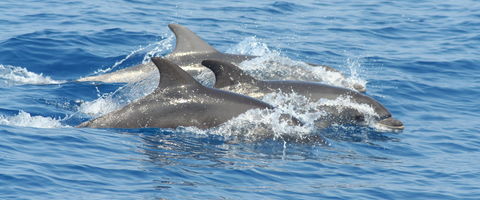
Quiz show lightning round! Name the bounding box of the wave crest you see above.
[0,64,64,86]
[0,111,66,128]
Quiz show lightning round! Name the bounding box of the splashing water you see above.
[226,37,366,91]
[341,57,367,90]
[261,92,381,129]
[213,109,315,142]
[78,35,172,116]
[91,34,175,75]
[260,92,327,126]
[0,111,66,128]
[78,73,158,117]
[182,108,321,144]
[78,95,122,117]
[226,36,271,56]
[141,35,175,64]
[0,64,64,86]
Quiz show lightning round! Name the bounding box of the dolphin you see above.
[201,60,404,130]
[77,57,279,129]
[77,24,365,92]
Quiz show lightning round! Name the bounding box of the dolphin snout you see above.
[377,117,404,130]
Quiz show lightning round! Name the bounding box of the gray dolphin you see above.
[77,58,278,129]
[77,24,365,92]
[201,60,404,130]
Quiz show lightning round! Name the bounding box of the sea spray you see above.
[227,36,365,91]
[182,108,323,144]
[77,35,172,116]
[141,35,175,64]
[90,34,175,75]
[78,73,158,116]
[0,111,66,128]
[341,57,367,91]
[0,64,64,86]
[261,92,382,130]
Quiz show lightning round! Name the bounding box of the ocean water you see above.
[1,0,479,199]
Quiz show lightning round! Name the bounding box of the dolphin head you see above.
[348,92,404,130]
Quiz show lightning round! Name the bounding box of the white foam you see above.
[78,72,158,117]
[0,111,67,128]
[341,57,367,91]
[226,37,366,91]
[182,108,318,143]
[141,35,174,64]
[0,64,64,86]
[226,36,270,56]
[215,109,313,140]
[260,92,327,126]
[77,95,121,117]
[261,92,381,128]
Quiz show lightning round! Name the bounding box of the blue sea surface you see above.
[1,0,479,199]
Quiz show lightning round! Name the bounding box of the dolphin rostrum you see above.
[78,58,280,129]
[201,60,404,130]
[77,24,365,92]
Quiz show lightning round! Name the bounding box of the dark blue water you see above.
[1,0,479,199]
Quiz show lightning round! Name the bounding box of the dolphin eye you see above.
[354,115,365,121]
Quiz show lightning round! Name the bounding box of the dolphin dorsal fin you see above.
[201,60,257,88]
[151,57,202,89]
[168,24,219,55]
